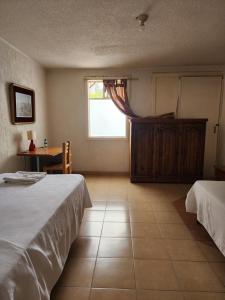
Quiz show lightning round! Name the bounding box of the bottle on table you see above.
[44,138,48,148]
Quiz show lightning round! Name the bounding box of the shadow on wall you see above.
[5,82,12,123]
[1,155,24,173]
[1,132,24,172]
[13,132,23,153]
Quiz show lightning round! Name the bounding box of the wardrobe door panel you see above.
[130,124,155,182]
[179,123,206,181]
[155,124,179,182]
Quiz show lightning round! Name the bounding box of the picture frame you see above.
[9,83,35,124]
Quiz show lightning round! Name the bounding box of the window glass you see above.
[88,80,126,138]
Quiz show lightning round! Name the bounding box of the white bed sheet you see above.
[0,174,91,300]
[186,180,225,256]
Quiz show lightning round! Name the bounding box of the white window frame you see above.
[86,78,129,140]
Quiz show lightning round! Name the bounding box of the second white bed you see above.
[186,180,225,257]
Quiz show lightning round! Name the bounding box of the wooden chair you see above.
[43,141,72,174]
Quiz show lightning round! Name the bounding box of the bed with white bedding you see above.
[0,173,91,300]
[186,180,225,256]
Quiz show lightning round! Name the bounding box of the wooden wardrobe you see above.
[130,118,207,183]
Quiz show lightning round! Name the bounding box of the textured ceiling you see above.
[0,0,225,68]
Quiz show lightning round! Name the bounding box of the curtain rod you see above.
[83,76,138,80]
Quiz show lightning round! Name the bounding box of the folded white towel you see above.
[17,171,46,175]
[3,171,46,184]
[16,171,46,179]
[3,177,39,184]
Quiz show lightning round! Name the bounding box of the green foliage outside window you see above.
[88,80,109,99]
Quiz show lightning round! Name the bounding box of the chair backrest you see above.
[62,141,72,174]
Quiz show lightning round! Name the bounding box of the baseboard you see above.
[72,171,129,176]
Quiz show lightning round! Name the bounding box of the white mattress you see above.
[0,174,91,300]
[186,180,225,256]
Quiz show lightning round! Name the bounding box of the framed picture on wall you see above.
[9,84,35,124]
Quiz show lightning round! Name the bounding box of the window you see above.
[88,80,127,138]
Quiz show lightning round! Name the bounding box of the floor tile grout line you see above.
[88,212,105,298]
[130,229,138,300]
[83,219,203,226]
[170,256,184,293]
[55,284,225,293]
[80,229,213,242]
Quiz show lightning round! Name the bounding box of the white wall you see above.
[46,66,225,173]
[0,38,48,172]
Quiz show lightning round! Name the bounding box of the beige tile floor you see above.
[51,176,225,300]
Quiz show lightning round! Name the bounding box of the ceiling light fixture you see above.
[136,13,149,31]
